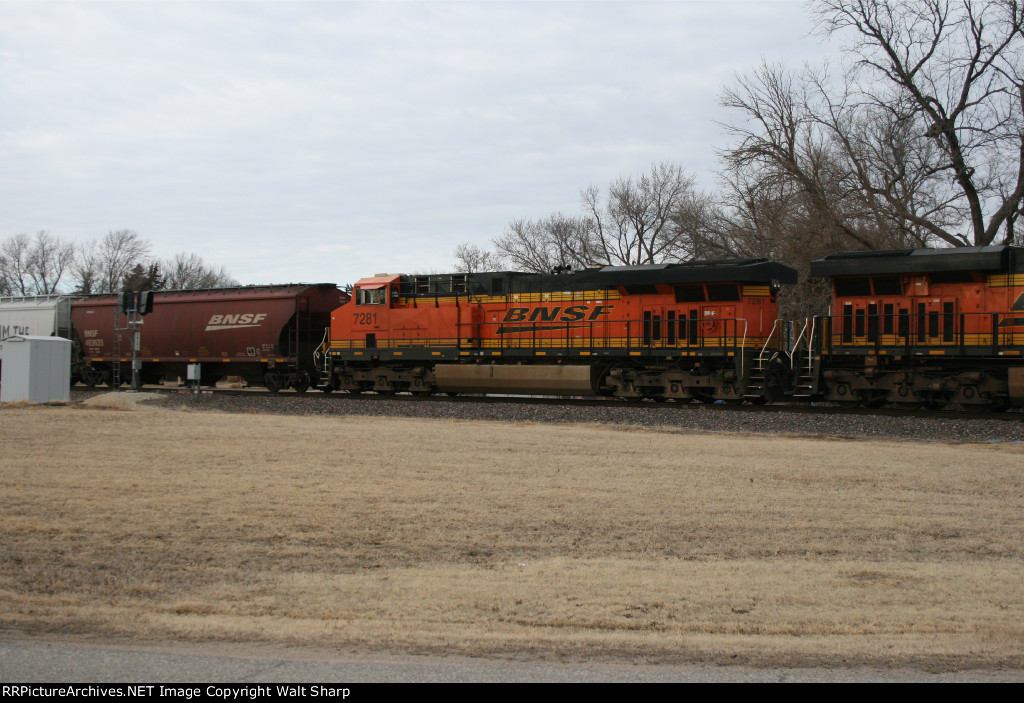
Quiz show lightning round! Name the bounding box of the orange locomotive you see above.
[802,246,1024,409]
[324,259,798,402]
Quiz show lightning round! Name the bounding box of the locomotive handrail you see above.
[738,318,749,380]
[817,309,1020,356]
[789,318,810,362]
[788,317,817,383]
[314,326,331,377]
[759,319,783,362]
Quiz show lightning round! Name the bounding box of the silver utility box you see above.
[0,334,71,403]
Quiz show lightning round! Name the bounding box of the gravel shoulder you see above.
[91,388,1024,443]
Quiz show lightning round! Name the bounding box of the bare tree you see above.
[95,230,151,294]
[811,0,1024,246]
[1,231,75,296]
[482,163,714,275]
[452,243,505,273]
[162,252,237,289]
[122,262,164,291]
[70,240,102,295]
[492,214,600,273]
[26,230,75,294]
[68,229,152,294]
[1,233,33,296]
[583,162,710,265]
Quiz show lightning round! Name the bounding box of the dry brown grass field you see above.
[1,397,1022,670]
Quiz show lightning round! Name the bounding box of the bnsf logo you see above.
[205,313,268,331]
[502,305,614,323]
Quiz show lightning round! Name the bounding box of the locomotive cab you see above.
[808,246,1024,409]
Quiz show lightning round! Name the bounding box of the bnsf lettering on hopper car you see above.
[205,313,268,331]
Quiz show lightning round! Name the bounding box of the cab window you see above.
[356,287,386,305]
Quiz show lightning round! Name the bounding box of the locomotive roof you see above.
[584,259,798,286]
[397,258,797,297]
[810,246,1024,277]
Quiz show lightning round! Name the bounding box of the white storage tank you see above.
[0,335,71,403]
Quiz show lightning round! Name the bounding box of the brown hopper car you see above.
[71,284,347,391]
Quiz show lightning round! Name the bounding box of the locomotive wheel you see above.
[950,388,1006,412]
[891,385,921,409]
[986,397,1010,412]
[863,392,888,409]
[830,383,861,407]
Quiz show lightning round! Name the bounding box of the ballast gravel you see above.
[73,389,1024,444]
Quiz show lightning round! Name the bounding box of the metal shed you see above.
[0,334,71,403]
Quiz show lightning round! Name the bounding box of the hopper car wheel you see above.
[293,380,309,394]
[264,374,281,394]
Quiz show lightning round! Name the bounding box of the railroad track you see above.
[69,385,1024,422]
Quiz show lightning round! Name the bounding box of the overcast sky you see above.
[1,0,836,286]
